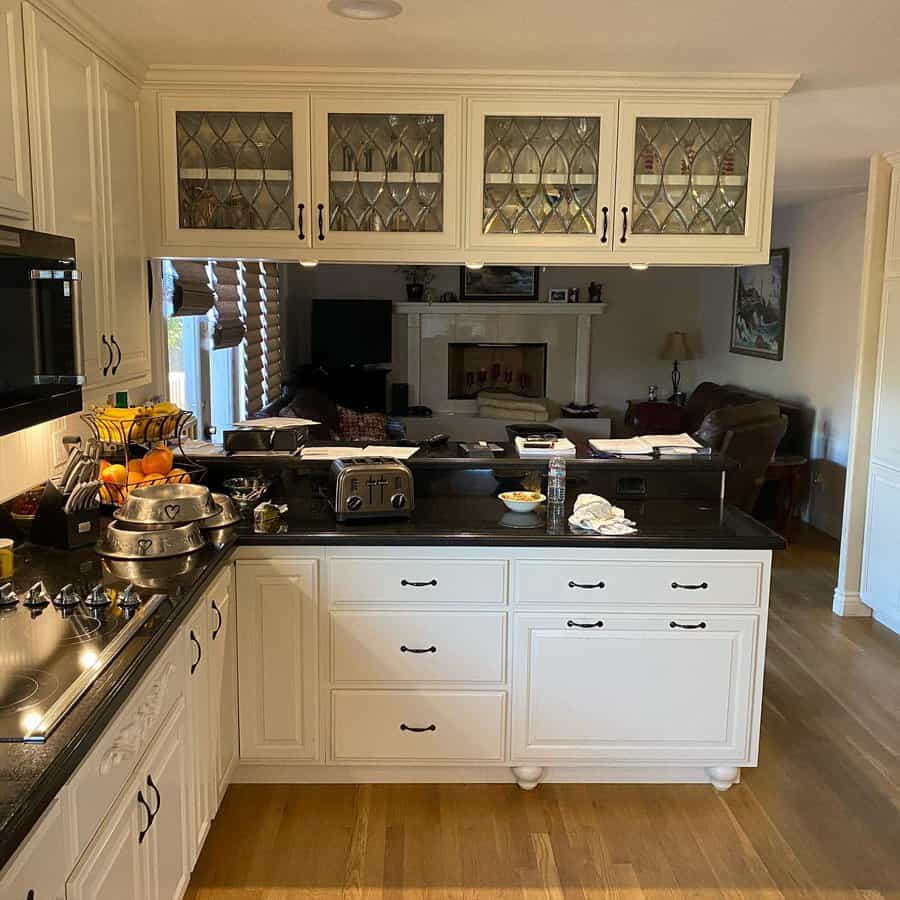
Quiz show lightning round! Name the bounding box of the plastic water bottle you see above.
[547,456,567,505]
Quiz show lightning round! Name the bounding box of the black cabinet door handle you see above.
[670,621,707,630]
[137,790,152,843]
[297,202,305,240]
[317,203,325,241]
[110,335,122,376]
[211,600,222,640]
[400,645,437,654]
[671,582,708,591]
[27,892,34,900]
[401,579,437,588]
[567,619,604,628]
[600,206,609,243]
[190,630,202,674]
[568,580,605,589]
[620,205,629,243]
[101,334,112,376]
[400,723,436,733]
[147,773,161,816]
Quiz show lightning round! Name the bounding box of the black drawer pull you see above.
[671,581,708,590]
[401,579,437,588]
[568,580,605,589]
[401,645,437,654]
[670,621,707,630]
[137,790,152,843]
[190,630,202,674]
[211,599,222,640]
[27,891,34,900]
[567,619,604,629]
[147,774,161,816]
[400,723,436,733]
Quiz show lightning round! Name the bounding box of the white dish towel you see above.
[568,494,637,535]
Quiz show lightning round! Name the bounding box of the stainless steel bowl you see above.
[200,493,241,529]
[97,520,206,560]
[102,551,204,588]
[222,477,270,515]
[113,483,219,526]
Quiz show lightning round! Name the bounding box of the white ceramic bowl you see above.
[498,491,546,513]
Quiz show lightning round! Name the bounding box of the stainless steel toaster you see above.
[329,456,415,521]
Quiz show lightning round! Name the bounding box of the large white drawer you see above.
[65,632,184,858]
[331,611,506,684]
[328,556,507,606]
[513,558,763,608]
[332,690,506,762]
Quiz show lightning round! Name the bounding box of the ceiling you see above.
[74,0,900,205]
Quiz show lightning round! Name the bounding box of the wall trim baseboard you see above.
[832,588,873,617]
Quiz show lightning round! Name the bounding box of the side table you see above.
[764,454,809,541]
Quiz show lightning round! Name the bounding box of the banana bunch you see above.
[92,402,184,443]
[144,401,182,441]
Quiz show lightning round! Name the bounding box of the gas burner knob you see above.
[23,581,51,608]
[53,583,81,609]
[390,492,408,510]
[0,583,18,607]
[119,584,141,609]
[346,495,363,512]
[85,585,113,608]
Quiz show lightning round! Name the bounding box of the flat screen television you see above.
[311,299,392,367]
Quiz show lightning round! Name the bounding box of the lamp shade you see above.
[659,331,694,361]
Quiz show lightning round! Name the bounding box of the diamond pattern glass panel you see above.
[632,117,751,235]
[176,111,293,230]
[482,116,600,235]
[328,113,444,232]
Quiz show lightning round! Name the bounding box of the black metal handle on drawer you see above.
[110,335,122,376]
[568,580,605,589]
[620,206,629,243]
[101,334,112,376]
[297,202,305,240]
[567,619,604,628]
[190,630,202,674]
[401,579,437,587]
[27,891,34,900]
[600,206,609,243]
[400,723,436,733]
[671,582,708,590]
[211,599,222,640]
[401,644,437,654]
[670,621,707,630]
[147,774,161,816]
[137,790,153,843]
[317,203,325,240]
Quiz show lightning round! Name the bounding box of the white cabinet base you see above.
[510,766,544,791]
[707,765,741,792]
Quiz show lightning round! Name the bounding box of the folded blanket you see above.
[477,391,549,416]
[568,494,637,535]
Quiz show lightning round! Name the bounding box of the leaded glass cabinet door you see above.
[311,96,462,254]
[160,95,311,253]
[613,100,774,264]
[466,100,618,258]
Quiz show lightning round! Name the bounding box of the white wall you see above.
[696,191,868,537]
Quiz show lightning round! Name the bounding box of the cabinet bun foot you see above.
[511,766,544,790]
[707,765,740,791]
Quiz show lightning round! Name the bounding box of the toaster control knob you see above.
[346,495,363,512]
[390,492,408,510]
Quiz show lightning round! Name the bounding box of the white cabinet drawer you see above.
[331,611,506,684]
[0,798,70,900]
[513,558,762,607]
[332,690,506,762]
[66,634,184,858]
[328,556,507,606]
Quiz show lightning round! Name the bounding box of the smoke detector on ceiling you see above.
[327,0,403,19]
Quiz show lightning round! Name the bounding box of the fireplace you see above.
[447,342,547,399]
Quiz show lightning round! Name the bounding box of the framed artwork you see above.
[459,265,539,301]
[730,248,790,360]
[547,288,568,304]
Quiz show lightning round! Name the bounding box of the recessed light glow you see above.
[327,0,402,19]
[21,711,43,734]
[79,648,100,670]
[465,262,485,270]
[300,260,319,269]
[629,263,649,271]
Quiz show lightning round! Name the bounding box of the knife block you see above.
[30,480,101,550]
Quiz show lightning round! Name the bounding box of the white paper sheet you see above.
[641,433,703,449]
[588,438,655,456]
[299,447,367,460]
[233,417,320,429]
[363,445,419,459]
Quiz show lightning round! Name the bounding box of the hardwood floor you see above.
[186,530,900,899]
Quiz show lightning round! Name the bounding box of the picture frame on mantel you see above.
[730,248,790,361]
[459,266,540,302]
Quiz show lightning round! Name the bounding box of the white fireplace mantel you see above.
[393,302,609,317]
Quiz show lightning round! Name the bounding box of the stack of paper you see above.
[514,437,577,458]
[589,433,704,457]
[299,445,419,460]
[588,438,655,457]
[232,417,320,429]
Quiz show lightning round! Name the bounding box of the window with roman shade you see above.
[241,261,282,415]
[210,260,247,349]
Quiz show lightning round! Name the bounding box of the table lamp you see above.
[659,331,694,404]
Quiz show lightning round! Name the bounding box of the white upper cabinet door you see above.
[310,95,462,254]
[236,559,319,761]
[465,99,618,259]
[23,4,107,387]
[0,0,31,224]
[612,99,775,264]
[208,568,238,805]
[97,60,150,389]
[158,93,311,254]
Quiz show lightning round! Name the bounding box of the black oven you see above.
[0,226,85,436]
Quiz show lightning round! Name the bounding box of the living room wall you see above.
[695,191,868,537]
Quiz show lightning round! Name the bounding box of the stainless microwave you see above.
[0,226,85,437]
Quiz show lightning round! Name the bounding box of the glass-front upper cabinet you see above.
[310,97,462,253]
[159,95,311,253]
[466,100,618,256]
[613,100,773,264]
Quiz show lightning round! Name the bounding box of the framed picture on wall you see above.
[459,266,540,301]
[730,248,790,360]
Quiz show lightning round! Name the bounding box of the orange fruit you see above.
[100,464,127,486]
[127,459,144,478]
[139,473,167,488]
[99,459,111,474]
[166,468,191,484]
[141,446,174,476]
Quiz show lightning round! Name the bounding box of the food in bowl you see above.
[498,490,546,513]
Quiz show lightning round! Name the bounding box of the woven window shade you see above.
[240,261,283,415]
[211,261,247,349]
[170,260,215,316]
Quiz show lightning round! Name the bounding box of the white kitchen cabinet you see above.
[208,566,238,805]
[0,0,31,225]
[511,612,758,762]
[185,598,212,861]
[0,798,70,900]
[310,95,462,254]
[862,462,900,633]
[236,559,319,760]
